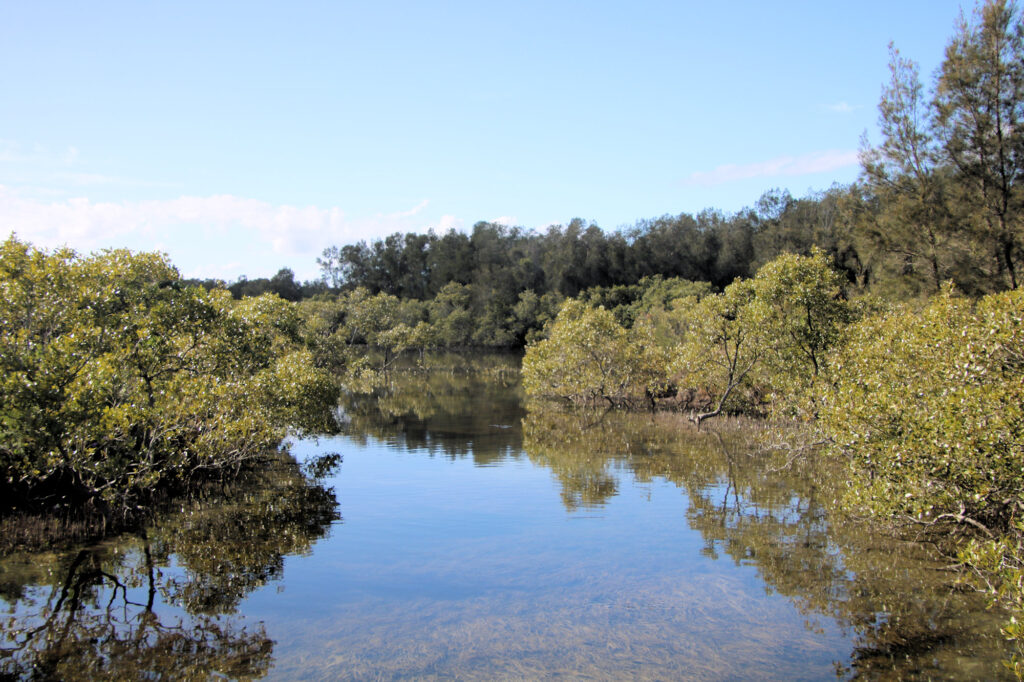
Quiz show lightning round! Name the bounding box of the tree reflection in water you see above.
[338,351,525,465]
[0,454,339,680]
[9,355,1001,679]
[334,360,1011,676]
[522,406,1010,679]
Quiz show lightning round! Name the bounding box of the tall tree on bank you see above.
[935,0,1024,290]
[860,45,956,294]
[859,0,1024,294]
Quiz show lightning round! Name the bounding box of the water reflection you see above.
[338,352,525,465]
[0,356,1013,679]
[0,455,338,680]
[522,407,1009,678]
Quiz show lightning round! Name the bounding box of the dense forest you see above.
[183,187,865,350]
[201,164,1014,352]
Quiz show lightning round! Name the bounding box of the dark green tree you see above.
[860,46,958,294]
[935,0,1024,289]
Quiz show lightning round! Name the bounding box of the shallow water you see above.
[0,354,1012,679]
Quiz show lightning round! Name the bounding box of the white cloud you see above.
[437,214,463,231]
[0,188,349,254]
[684,150,860,186]
[384,199,429,219]
[491,215,518,227]
[0,187,444,280]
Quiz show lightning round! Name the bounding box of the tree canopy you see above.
[0,236,337,522]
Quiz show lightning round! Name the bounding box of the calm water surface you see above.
[0,354,1012,679]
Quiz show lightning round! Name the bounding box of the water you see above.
[0,354,1012,679]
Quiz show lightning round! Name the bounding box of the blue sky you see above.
[1,1,970,281]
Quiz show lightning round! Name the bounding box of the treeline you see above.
[316,194,863,298]
[172,190,862,352]
[304,191,867,349]
[183,267,328,301]
[244,185,865,351]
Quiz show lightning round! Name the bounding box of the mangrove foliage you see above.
[0,236,338,528]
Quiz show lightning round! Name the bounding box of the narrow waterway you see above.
[0,354,1011,679]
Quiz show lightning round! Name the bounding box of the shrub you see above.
[522,300,668,407]
[0,237,335,519]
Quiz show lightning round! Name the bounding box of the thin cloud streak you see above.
[385,199,429,219]
[684,150,860,186]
